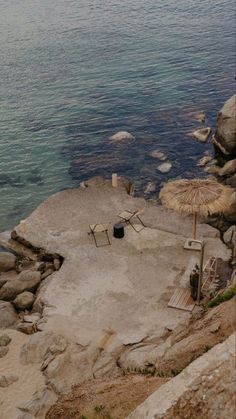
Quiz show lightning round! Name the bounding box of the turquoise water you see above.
[0,0,235,231]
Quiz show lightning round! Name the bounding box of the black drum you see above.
[113,223,125,238]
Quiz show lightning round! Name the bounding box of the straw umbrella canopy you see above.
[159,178,233,239]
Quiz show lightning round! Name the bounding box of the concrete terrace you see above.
[15,178,230,347]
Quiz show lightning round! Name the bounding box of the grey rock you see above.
[190,111,206,122]
[47,335,68,355]
[17,322,38,335]
[210,321,221,333]
[44,353,67,379]
[53,258,61,270]
[13,292,35,310]
[0,252,16,272]
[223,225,236,245]
[0,276,8,288]
[149,150,167,160]
[34,262,45,272]
[197,155,213,167]
[93,351,121,379]
[17,387,57,417]
[0,300,18,327]
[204,165,221,175]
[0,333,11,346]
[214,94,236,155]
[0,270,41,301]
[192,127,212,143]
[17,260,36,273]
[23,313,41,323]
[40,353,55,372]
[0,374,18,387]
[157,162,172,173]
[118,343,169,371]
[219,159,236,176]
[224,226,236,261]
[144,182,157,194]
[41,269,54,280]
[20,332,68,364]
[231,269,236,285]
[84,176,107,188]
[226,174,236,189]
[16,413,35,419]
[0,346,9,358]
[109,131,135,142]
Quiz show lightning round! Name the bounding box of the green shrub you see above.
[94,405,105,413]
[202,345,211,353]
[206,285,236,308]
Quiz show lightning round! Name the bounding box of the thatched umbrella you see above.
[160,178,233,239]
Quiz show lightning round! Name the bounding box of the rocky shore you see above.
[0,95,235,418]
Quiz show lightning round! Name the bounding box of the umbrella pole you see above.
[192,212,197,239]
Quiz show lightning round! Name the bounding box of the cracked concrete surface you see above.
[13,180,230,347]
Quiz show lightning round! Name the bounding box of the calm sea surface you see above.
[0,0,235,231]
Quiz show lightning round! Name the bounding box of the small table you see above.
[113,223,125,238]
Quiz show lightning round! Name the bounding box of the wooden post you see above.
[197,241,205,304]
[192,212,197,239]
[112,173,118,187]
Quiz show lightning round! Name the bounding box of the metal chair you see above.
[88,224,111,247]
[118,209,146,232]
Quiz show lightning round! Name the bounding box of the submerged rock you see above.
[192,127,212,143]
[195,111,206,122]
[187,111,206,122]
[144,182,157,194]
[157,162,172,173]
[149,150,167,160]
[109,131,135,142]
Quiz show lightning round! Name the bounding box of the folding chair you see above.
[118,209,146,232]
[88,224,111,247]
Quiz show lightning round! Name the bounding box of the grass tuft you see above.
[206,285,236,308]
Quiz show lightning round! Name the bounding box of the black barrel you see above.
[113,223,124,238]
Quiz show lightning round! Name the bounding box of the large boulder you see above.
[213,94,236,155]
[0,300,18,327]
[219,159,236,176]
[0,252,16,272]
[0,270,41,301]
[17,387,57,418]
[13,291,35,310]
[20,332,68,364]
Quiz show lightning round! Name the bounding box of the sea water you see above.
[0,0,235,231]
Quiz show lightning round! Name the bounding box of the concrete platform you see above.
[13,179,230,346]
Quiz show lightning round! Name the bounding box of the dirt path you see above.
[46,375,169,419]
